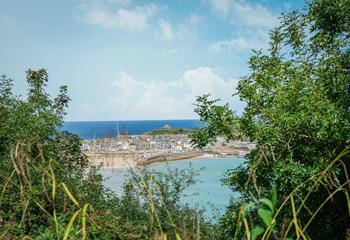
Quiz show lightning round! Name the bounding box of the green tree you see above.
[191,0,350,239]
[0,69,219,239]
[0,69,87,170]
[0,69,95,238]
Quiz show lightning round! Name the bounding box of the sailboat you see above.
[116,121,120,139]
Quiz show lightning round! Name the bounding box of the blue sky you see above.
[0,0,304,120]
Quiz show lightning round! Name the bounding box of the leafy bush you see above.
[191,0,350,239]
[0,69,219,239]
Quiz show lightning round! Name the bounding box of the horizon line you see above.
[64,118,201,122]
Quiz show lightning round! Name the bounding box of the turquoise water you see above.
[101,156,245,219]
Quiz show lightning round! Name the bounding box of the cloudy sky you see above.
[1,0,304,121]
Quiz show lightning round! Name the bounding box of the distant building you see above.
[162,124,172,129]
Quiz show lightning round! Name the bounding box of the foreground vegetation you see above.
[1,0,349,239]
[191,0,350,239]
[0,70,218,239]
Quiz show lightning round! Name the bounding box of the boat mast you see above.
[116,121,120,138]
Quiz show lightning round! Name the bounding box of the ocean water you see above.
[62,119,203,139]
[63,120,245,219]
[100,156,245,219]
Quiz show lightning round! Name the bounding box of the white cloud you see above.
[230,2,278,28]
[206,0,230,15]
[182,67,234,98]
[109,67,240,119]
[209,31,269,53]
[204,0,278,28]
[156,20,190,41]
[156,13,202,41]
[204,1,277,54]
[175,24,190,40]
[158,19,173,40]
[80,1,160,31]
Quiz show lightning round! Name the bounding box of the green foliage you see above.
[0,144,219,239]
[239,148,350,240]
[0,70,96,239]
[0,143,96,239]
[192,0,350,239]
[2,0,349,239]
[190,94,240,149]
[0,70,69,148]
[147,127,193,135]
[110,167,219,239]
[0,69,219,239]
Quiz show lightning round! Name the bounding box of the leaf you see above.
[63,209,81,240]
[242,202,254,218]
[175,233,182,240]
[243,218,251,240]
[49,161,56,202]
[82,204,89,240]
[0,170,15,208]
[34,200,52,219]
[53,210,59,237]
[259,198,274,213]
[251,225,265,240]
[342,190,350,217]
[60,183,79,207]
[271,185,277,208]
[257,208,273,227]
[22,236,33,240]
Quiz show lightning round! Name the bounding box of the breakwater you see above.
[86,149,248,168]
[86,151,208,168]
[137,151,206,166]
[83,134,255,168]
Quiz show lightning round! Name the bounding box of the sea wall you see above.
[85,148,250,168]
[85,151,207,168]
[86,152,139,168]
[136,151,204,166]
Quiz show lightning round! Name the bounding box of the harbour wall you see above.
[85,149,247,168]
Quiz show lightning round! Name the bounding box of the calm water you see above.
[63,120,244,218]
[100,156,245,219]
[62,119,203,139]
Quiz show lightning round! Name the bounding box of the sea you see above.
[61,119,203,140]
[100,157,245,220]
[62,120,245,219]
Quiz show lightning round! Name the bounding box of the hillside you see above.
[146,125,193,135]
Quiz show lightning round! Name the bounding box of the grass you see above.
[0,143,93,240]
[1,142,349,239]
[0,142,208,239]
[238,146,350,240]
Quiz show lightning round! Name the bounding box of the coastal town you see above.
[82,125,255,168]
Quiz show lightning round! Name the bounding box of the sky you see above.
[0,0,305,121]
